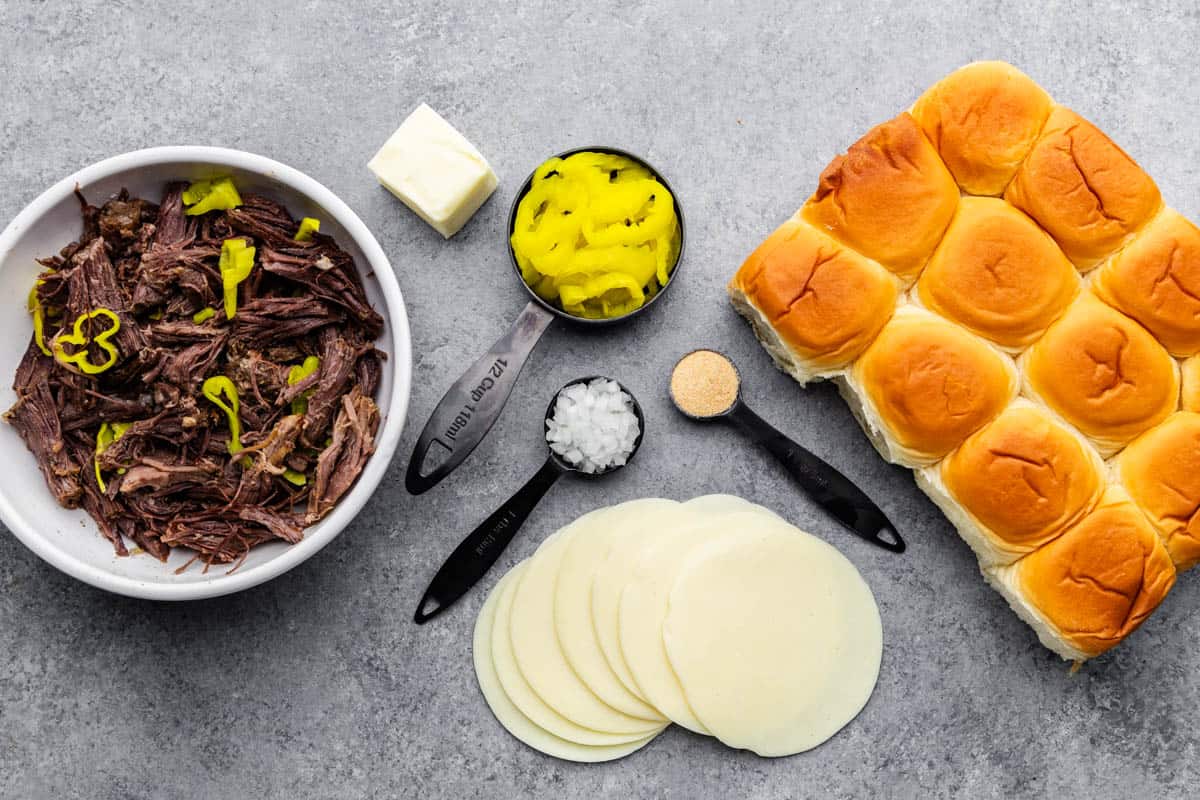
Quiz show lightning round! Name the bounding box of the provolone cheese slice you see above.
[592,505,703,700]
[509,508,665,736]
[618,511,771,734]
[680,493,780,518]
[473,563,661,762]
[555,499,677,722]
[491,555,652,745]
[663,522,883,757]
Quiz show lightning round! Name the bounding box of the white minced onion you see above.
[545,378,640,474]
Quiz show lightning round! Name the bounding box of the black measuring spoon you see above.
[670,349,904,553]
[414,376,645,624]
[404,146,683,495]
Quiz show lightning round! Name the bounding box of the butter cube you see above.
[368,104,498,239]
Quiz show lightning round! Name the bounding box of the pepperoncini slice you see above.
[201,375,243,455]
[219,238,256,320]
[286,355,320,415]
[510,152,679,319]
[558,272,645,319]
[27,283,52,357]
[282,469,307,487]
[94,421,132,492]
[192,307,215,324]
[182,177,243,216]
[294,217,321,242]
[52,308,121,375]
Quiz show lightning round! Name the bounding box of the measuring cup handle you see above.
[405,301,556,495]
[414,457,565,624]
[728,403,905,553]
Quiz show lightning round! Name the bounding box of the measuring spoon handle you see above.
[728,402,905,553]
[406,301,556,495]
[414,457,565,624]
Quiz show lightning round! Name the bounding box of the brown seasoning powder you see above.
[671,350,740,417]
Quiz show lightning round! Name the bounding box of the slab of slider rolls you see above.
[728,60,1194,661]
[472,496,883,761]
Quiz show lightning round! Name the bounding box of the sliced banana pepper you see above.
[219,238,256,320]
[202,375,243,455]
[510,151,680,319]
[51,308,121,375]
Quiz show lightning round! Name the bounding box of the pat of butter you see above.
[368,104,498,239]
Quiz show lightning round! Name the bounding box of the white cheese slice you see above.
[617,509,777,735]
[490,554,653,746]
[508,509,665,737]
[663,521,883,757]
[553,499,676,722]
[473,562,662,762]
[367,103,498,238]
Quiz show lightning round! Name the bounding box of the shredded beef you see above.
[5,183,385,569]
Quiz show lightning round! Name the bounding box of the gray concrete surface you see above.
[2,1,1199,798]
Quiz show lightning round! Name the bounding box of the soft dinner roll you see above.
[1115,412,1200,569]
[1021,293,1179,456]
[843,306,1018,467]
[917,400,1104,567]
[916,197,1079,349]
[728,216,898,383]
[911,61,1054,195]
[1184,356,1200,412]
[986,488,1176,660]
[1005,106,1162,270]
[800,113,958,281]
[1092,208,1200,356]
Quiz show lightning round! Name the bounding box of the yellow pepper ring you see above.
[51,308,122,375]
[509,150,682,321]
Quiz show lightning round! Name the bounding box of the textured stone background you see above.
[2,1,1199,798]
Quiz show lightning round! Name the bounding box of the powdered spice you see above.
[670,350,740,418]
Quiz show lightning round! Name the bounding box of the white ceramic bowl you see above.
[0,146,411,600]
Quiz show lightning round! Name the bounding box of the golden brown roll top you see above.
[845,307,1017,467]
[1116,412,1200,570]
[728,217,898,382]
[922,401,1104,567]
[988,487,1176,660]
[800,113,958,281]
[911,61,1053,196]
[1021,294,1179,456]
[1092,208,1200,356]
[1005,106,1162,270]
[916,197,1079,349]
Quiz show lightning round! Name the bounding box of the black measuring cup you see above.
[405,147,683,495]
[414,376,645,623]
[670,349,905,553]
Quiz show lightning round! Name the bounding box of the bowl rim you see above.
[0,145,412,601]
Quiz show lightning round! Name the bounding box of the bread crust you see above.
[1092,208,1200,356]
[996,488,1176,659]
[849,307,1017,466]
[1021,294,1178,456]
[1005,107,1161,270]
[1116,412,1200,569]
[801,114,958,281]
[728,217,898,378]
[912,61,1053,196]
[917,197,1079,349]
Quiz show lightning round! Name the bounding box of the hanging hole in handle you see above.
[875,526,906,553]
[414,592,445,625]
[417,438,454,477]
